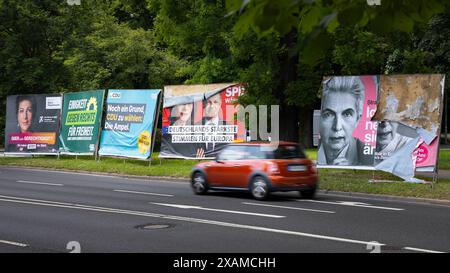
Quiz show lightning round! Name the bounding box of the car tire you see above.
[299,186,316,199]
[191,172,208,195]
[250,176,270,200]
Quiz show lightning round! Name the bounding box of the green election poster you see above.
[59,90,105,154]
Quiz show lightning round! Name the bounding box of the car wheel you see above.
[299,186,316,199]
[191,172,208,195]
[250,176,270,200]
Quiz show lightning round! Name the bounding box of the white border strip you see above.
[242,202,335,214]
[16,180,64,187]
[0,240,28,247]
[403,247,444,253]
[114,190,173,197]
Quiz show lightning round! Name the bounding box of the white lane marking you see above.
[403,247,445,253]
[297,199,404,211]
[150,202,285,218]
[16,180,64,187]
[2,194,443,252]
[0,195,384,247]
[0,194,76,205]
[242,202,335,214]
[3,167,187,185]
[0,240,28,247]
[113,190,174,197]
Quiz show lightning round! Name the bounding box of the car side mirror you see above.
[215,157,223,163]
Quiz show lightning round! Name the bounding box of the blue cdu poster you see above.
[98,89,161,160]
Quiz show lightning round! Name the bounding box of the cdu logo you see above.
[108,92,121,99]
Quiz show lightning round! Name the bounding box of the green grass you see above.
[305,148,450,170]
[318,169,450,200]
[0,153,199,178]
[1,150,450,200]
[305,148,450,200]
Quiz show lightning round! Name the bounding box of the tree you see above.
[223,0,449,145]
[150,0,238,83]
[0,0,75,142]
[64,14,185,90]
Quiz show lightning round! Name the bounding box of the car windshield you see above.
[269,145,306,159]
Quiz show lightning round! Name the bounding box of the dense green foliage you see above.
[1,0,449,147]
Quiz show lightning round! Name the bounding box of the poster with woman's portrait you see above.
[4,94,62,154]
[317,76,378,167]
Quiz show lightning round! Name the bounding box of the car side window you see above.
[245,146,267,159]
[217,145,247,161]
[272,145,306,159]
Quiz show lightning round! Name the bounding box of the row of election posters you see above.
[4,89,162,160]
[317,74,445,181]
[3,76,443,180]
[4,84,244,160]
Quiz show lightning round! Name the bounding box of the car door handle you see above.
[232,164,241,167]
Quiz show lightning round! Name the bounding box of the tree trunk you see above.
[275,30,300,143]
[278,104,299,142]
[298,107,313,148]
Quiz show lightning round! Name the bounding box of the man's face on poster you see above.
[320,92,358,154]
[204,93,221,119]
[377,121,397,149]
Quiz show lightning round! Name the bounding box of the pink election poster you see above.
[318,74,442,174]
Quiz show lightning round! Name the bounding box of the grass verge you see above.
[305,148,450,200]
[1,150,449,200]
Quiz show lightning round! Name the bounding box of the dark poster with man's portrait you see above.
[159,83,246,159]
[4,94,62,154]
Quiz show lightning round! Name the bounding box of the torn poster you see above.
[317,74,445,182]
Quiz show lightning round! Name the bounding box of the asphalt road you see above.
[0,167,449,253]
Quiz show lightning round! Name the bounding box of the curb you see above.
[318,189,450,206]
[1,164,450,206]
[0,165,190,183]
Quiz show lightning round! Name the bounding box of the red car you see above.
[191,142,318,200]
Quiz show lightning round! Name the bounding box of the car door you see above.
[225,145,260,188]
[205,145,245,186]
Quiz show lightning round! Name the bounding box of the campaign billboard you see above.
[159,83,246,159]
[317,74,445,182]
[98,89,161,160]
[4,94,62,154]
[318,76,378,167]
[59,90,105,155]
[373,74,445,173]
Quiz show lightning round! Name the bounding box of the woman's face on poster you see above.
[320,92,358,153]
[173,103,193,122]
[17,99,33,133]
